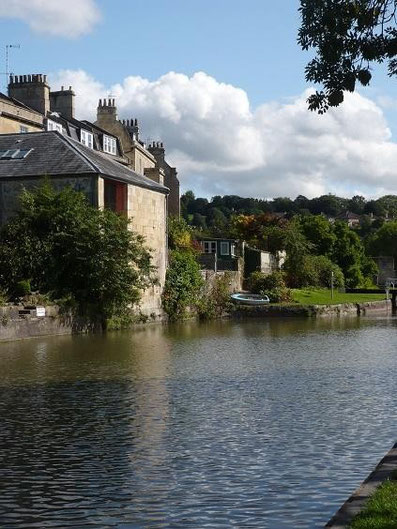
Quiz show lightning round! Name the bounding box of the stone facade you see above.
[148,142,180,216]
[0,94,43,134]
[127,184,168,316]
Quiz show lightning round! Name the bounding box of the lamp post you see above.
[331,271,334,300]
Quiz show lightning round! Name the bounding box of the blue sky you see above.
[1,0,397,199]
[1,0,308,105]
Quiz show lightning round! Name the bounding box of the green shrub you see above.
[13,279,31,298]
[312,255,345,288]
[248,271,292,303]
[284,255,344,289]
[162,250,203,321]
[0,182,154,327]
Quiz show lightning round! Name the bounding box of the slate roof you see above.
[0,131,168,194]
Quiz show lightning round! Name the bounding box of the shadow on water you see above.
[0,315,397,528]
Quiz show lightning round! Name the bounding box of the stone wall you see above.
[232,300,391,319]
[0,305,73,342]
[200,269,243,293]
[127,185,168,317]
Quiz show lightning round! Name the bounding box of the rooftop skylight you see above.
[0,149,33,160]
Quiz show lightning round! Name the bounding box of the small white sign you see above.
[36,307,46,317]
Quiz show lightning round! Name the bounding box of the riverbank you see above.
[0,299,391,342]
[325,442,397,528]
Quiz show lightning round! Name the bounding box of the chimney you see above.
[125,118,140,141]
[148,141,165,164]
[96,97,118,127]
[50,86,75,120]
[8,74,50,116]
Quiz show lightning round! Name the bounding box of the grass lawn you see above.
[349,480,397,529]
[292,288,386,305]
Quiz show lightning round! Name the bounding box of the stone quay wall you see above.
[232,300,391,319]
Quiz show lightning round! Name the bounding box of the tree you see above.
[298,215,336,256]
[331,220,376,287]
[368,220,397,257]
[299,0,397,113]
[0,182,154,326]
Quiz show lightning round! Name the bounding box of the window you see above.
[0,149,33,160]
[20,126,28,133]
[81,129,93,149]
[203,241,216,254]
[231,243,236,257]
[103,135,117,155]
[46,120,62,133]
[220,242,229,256]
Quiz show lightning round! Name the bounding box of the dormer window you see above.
[81,129,93,149]
[47,119,62,133]
[103,134,117,155]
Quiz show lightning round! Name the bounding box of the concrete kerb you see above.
[324,442,397,528]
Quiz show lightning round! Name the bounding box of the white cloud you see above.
[0,0,101,38]
[50,69,397,199]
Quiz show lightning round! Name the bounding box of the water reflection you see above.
[0,316,396,528]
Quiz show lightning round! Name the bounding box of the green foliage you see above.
[197,273,234,320]
[298,215,336,256]
[0,182,154,325]
[0,289,8,306]
[299,0,397,113]
[331,221,372,287]
[168,215,194,251]
[248,271,292,303]
[162,250,203,321]
[13,279,31,298]
[368,220,397,258]
[284,254,344,289]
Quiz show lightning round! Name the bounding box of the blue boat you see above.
[230,293,270,305]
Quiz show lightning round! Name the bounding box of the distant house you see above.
[336,211,361,228]
[197,237,239,271]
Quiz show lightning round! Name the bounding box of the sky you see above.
[1,0,397,200]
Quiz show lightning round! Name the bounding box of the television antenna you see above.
[1,44,20,90]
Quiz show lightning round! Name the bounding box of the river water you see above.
[0,316,396,529]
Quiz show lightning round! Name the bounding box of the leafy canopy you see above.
[299,0,397,113]
[0,182,155,323]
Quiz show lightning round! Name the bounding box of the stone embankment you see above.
[0,300,391,342]
[0,305,97,342]
[233,300,391,318]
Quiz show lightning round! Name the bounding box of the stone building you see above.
[0,74,171,317]
[95,99,180,216]
[0,92,43,134]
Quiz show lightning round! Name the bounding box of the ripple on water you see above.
[0,317,397,528]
